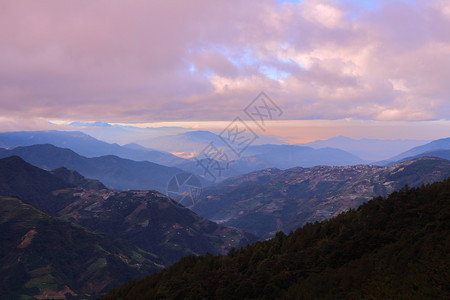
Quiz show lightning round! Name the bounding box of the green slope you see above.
[0,155,257,289]
[0,196,161,299]
[100,178,450,299]
[57,189,258,266]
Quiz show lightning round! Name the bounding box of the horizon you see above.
[0,126,448,162]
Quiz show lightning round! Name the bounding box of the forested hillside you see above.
[102,178,450,299]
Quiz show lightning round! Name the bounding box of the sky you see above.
[0,0,449,141]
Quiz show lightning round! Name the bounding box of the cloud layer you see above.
[0,0,449,126]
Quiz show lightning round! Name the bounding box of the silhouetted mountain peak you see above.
[0,130,186,166]
[0,155,25,164]
[386,137,450,162]
[184,130,218,137]
[50,166,107,189]
[14,143,79,153]
[0,144,187,192]
[0,155,73,213]
[122,142,149,151]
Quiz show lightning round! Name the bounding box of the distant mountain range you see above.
[176,143,365,182]
[303,136,429,161]
[146,132,450,177]
[244,144,364,168]
[0,130,185,166]
[2,129,449,175]
[147,130,224,158]
[146,130,284,158]
[190,157,450,238]
[0,144,185,192]
[393,149,450,164]
[68,121,190,147]
[160,131,366,181]
[0,156,256,298]
[0,130,368,182]
[380,137,450,164]
[0,130,448,184]
[147,131,364,165]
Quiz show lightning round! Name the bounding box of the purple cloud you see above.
[0,0,449,129]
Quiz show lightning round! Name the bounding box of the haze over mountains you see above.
[1,131,449,185]
[0,144,184,192]
[0,130,185,166]
[0,131,365,182]
[68,121,190,147]
[391,149,450,164]
[303,136,429,161]
[0,130,449,187]
[142,130,448,166]
[55,123,436,162]
[381,137,450,164]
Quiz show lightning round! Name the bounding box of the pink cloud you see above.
[0,0,449,127]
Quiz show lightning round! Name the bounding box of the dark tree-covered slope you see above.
[0,156,74,214]
[56,189,257,265]
[101,178,450,299]
[50,166,107,189]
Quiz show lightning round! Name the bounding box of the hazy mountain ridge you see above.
[0,144,185,193]
[393,149,450,164]
[244,144,364,168]
[380,137,450,164]
[0,130,186,166]
[303,136,429,161]
[146,130,284,158]
[68,122,189,148]
[2,130,447,183]
[172,137,365,181]
[191,157,450,238]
